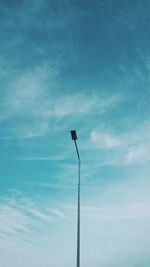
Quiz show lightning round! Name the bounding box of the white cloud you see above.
[0,195,65,237]
[3,66,51,118]
[2,66,118,121]
[53,94,97,116]
[19,154,67,161]
[125,144,150,163]
[1,174,150,267]
[0,205,30,236]
[50,208,65,219]
[90,122,150,165]
[0,194,74,267]
[91,130,121,148]
[82,200,150,221]
[26,207,53,222]
[0,68,121,139]
[52,93,120,117]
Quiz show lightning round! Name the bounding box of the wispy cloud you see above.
[82,201,150,221]
[91,130,121,148]
[52,93,120,117]
[1,66,53,120]
[0,194,66,244]
[0,196,67,267]
[50,208,65,219]
[0,205,30,236]
[1,168,150,267]
[0,64,121,139]
[3,76,120,121]
[125,144,150,164]
[18,154,67,161]
[90,122,150,165]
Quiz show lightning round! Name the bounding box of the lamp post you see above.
[70,130,81,267]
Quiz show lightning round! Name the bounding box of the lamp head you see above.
[70,130,77,140]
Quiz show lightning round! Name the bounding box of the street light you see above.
[70,130,81,267]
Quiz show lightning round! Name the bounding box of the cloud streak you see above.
[0,64,121,139]
[90,122,150,165]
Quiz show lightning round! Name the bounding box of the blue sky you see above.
[0,0,150,266]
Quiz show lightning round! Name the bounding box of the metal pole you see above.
[70,130,81,267]
[74,140,80,267]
